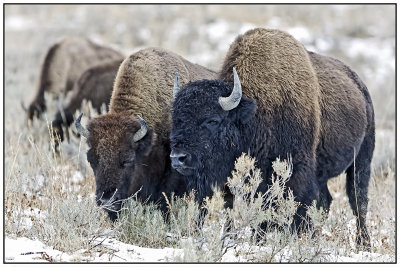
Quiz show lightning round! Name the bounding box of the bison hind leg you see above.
[345,133,374,251]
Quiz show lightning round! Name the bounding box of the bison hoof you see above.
[356,233,371,252]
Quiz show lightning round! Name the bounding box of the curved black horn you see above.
[173,72,180,99]
[75,113,89,138]
[133,115,148,142]
[218,67,242,111]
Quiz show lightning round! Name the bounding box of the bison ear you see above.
[231,97,257,125]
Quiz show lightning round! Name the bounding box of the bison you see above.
[24,37,123,120]
[170,28,374,249]
[75,47,216,220]
[51,58,124,145]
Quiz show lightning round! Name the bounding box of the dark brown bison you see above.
[169,28,374,250]
[51,58,124,145]
[75,47,216,220]
[24,37,123,120]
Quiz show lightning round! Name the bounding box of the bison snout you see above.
[170,151,191,168]
[170,150,197,175]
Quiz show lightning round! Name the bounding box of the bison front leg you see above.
[286,161,320,234]
[27,97,46,120]
[317,183,333,213]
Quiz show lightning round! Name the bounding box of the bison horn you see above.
[133,115,148,142]
[75,113,89,139]
[218,67,242,111]
[173,72,180,99]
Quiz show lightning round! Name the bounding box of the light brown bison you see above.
[51,58,124,145]
[24,37,123,120]
[76,47,216,220]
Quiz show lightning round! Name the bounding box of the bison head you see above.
[170,68,257,201]
[76,113,154,220]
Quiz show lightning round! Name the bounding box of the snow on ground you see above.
[5,237,75,263]
[5,237,182,263]
[5,15,36,31]
[5,236,394,263]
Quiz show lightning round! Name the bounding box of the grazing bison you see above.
[51,58,124,145]
[24,37,123,120]
[170,28,374,249]
[75,47,216,220]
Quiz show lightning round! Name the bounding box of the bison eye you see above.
[202,118,221,131]
[206,119,219,125]
[121,155,135,168]
[121,160,134,168]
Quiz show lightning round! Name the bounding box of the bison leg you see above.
[345,134,373,251]
[317,183,332,213]
[28,99,46,120]
[287,162,320,234]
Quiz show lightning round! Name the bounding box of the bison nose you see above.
[170,151,191,168]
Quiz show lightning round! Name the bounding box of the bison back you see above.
[110,47,216,140]
[219,28,321,166]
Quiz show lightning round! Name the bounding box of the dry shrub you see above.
[115,199,168,248]
[4,100,109,253]
[27,196,109,253]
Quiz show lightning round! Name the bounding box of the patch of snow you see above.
[5,16,36,31]
[91,238,182,262]
[345,37,394,76]
[5,237,182,263]
[138,28,151,41]
[115,23,127,34]
[5,237,72,262]
[71,170,84,184]
[315,38,334,52]
[334,251,394,262]
[206,19,230,42]
[5,232,394,263]
[287,26,313,44]
[205,20,256,51]
[267,16,282,29]
[239,23,257,34]
[6,207,47,232]
[331,5,355,12]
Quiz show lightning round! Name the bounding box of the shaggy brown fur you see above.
[26,37,123,120]
[111,47,217,140]
[219,27,321,222]
[309,51,374,249]
[84,47,216,220]
[217,28,373,249]
[52,58,124,144]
